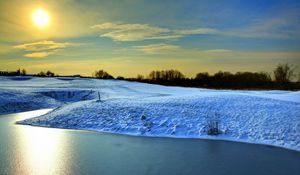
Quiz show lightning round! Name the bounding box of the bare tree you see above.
[46,70,55,77]
[16,68,21,75]
[94,69,114,79]
[37,71,46,76]
[136,74,144,80]
[274,64,294,83]
[21,69,26,75]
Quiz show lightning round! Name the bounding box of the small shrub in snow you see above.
[206,113,222,135]
[207,120,221,135]
[141,115,146,120]
[140,115,153,133]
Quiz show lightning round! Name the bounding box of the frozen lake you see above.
[0,109,300,175]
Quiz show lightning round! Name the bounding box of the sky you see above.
[0,0,300,77]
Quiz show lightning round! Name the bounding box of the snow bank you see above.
[1,76,300,151]
[0,89,61,114]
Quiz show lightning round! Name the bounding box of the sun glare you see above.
[32,9,49,28]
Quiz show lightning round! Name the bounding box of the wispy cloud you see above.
[24,52,53,58]
[14,40,73,51]
[91,22,176,41]
[91,22,218,41]
[91,19,300,41]
[174,28,219,35]
[224,17,300,39]
[204,49,232,53]
[14,40,76,58]
[133,44,180,54]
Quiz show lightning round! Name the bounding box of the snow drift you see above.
[0,76,299,151]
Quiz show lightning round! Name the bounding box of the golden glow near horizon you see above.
[32,9,50,28]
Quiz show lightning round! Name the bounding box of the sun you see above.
[32,9,50,28]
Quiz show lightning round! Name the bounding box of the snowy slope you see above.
[1,76,300,151]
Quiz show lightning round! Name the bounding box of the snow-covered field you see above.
[0,76,299,151]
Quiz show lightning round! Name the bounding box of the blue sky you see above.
[0,0,299,77]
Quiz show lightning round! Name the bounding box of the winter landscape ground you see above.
[0,76,299,151]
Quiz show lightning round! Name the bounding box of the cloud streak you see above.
[14,40,76,58]
[203,49,232,53]
[91,22,218,41]
[174,28,219,35]
[223,17,300,39]
[133,44,180,54]
[14,40,73,51]
[24,52,53,58]
[91,16,300,42]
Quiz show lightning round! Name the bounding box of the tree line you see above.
[0,68,26,76]
[0,69,57,77]
[1,64,299,89]
[94,64,298,90]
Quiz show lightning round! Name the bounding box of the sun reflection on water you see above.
[13,109,69,175]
